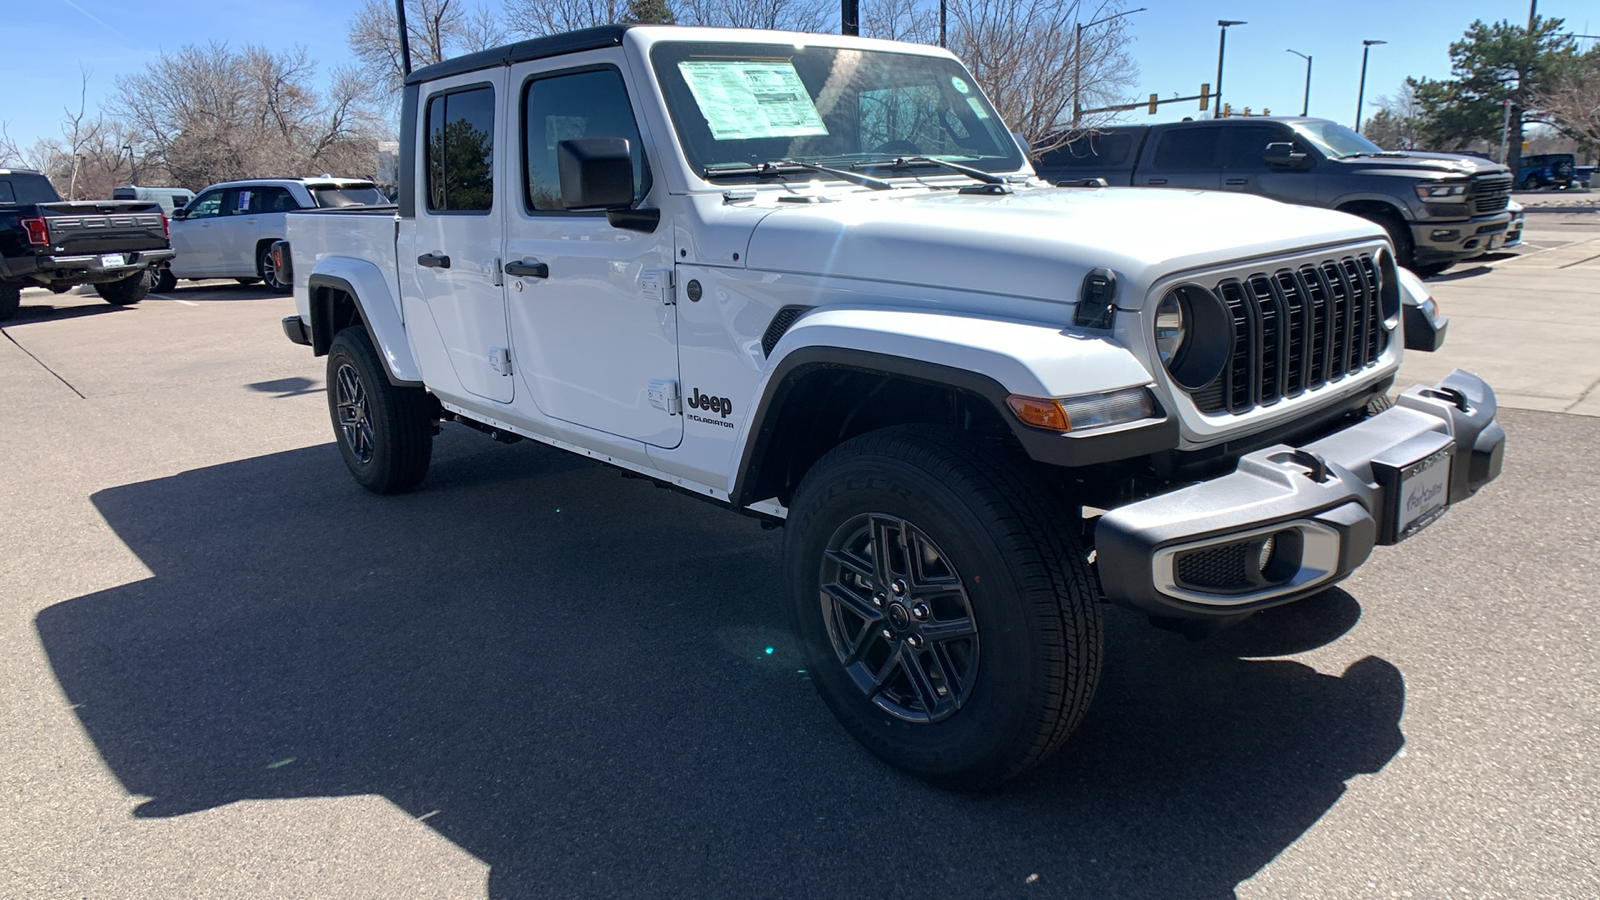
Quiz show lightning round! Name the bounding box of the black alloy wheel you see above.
[259,244,291,294]
[819,513,981,723]
[334,360,375,465]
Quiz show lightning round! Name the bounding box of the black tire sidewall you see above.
[258,245,290,294]
[326,328,431,493]
[0,281,20,320]
[785,435,1085,782]
[95,272,149,306]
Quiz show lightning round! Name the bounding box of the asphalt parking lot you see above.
[2,211,1597,899]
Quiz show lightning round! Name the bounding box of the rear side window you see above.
[426,86,496,212]
[239,186,299,213]
[310,184,386,207]
[1152,128,1220,170]
[0,173,61,204]
[1037,132,1135,169]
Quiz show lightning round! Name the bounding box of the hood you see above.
[1330,151,1510,178]
[740,186,1382,305]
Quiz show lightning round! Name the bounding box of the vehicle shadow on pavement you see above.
[36,433,1404,900]
[2,300,131,326]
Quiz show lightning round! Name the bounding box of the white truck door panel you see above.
[502,58,681,448]
[409,71,514,404]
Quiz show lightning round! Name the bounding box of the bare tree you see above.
[945,0,1138,154]
[862,0,937,43]
[115,42,385,189]
[348,0,513,94]
[504,0,626,35]
[1536,47,1600,151]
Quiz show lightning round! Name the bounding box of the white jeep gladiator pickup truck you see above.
[276,25,1504,786]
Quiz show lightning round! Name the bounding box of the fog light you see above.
[1430,229,1460,241]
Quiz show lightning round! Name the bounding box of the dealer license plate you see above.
[1396,449,1451,538]
[100,253,127,268]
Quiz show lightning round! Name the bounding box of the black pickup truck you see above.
[1035,118,1514,277]
[1,168,174,320]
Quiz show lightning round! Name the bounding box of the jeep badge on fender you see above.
[687,388,732,417]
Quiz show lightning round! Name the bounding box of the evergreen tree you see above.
[623,0,676,24]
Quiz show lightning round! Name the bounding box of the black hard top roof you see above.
[405,25,633,85]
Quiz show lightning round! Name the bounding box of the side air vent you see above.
[761,306,810,357]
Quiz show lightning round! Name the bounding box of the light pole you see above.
[1215,20,1247,118]
[1287,49,1311,116]
[1073,7,1147,126]
[1355,39,1386,134]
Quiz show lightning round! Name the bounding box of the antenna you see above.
[394,0,413,77]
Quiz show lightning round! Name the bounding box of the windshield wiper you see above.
[704,160,894,191]
[852,155,1008,185]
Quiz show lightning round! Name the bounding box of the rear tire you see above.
[326,327,433,494]
[258,244,290,294]
[94,271,149,306]
[784,425,1103,788]
[0,281,20,321]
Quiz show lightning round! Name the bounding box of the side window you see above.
[522,68,646,212]
[248,186,298,213]
[185,190,225,219]
[426,86,496,213]
[1222,126,1289,170]
[0,181,14,204]
[1151,128,1220,170]
[1038,132,1135,169]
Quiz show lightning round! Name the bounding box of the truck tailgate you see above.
[39,201,168,254]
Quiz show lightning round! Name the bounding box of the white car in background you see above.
[153,177,387,293]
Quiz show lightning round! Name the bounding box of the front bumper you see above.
[1095,370,1504,618]
[1411,212,1511,263]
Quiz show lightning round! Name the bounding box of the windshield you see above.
[649,41,1024,182]
[1291,121,1384,158]
[310,184,387,207]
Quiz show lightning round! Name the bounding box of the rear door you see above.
[407,70,512,403]
[1139,126,1221,190]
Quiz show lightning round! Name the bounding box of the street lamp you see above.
[1073,7,1147,125]
[1286,49,1312,117]
[1355,39,1386,134]
[1215,20,1247,119]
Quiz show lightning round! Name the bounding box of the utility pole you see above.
[1287,49,1312,117]
[1072,8,1146,126]
[1355,39,1385,134]
[939,0,946,47]
[1215,20,1246,119]
[841,0,858,35]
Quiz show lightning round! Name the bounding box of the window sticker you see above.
[966,96,991,120]
[677,60,829,140]
[236,190,253,211]
[950,76,971,95]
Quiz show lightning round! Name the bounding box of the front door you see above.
[1141,126,1222,191]
[168,187,230,277]
[501,58,681,448]
[409,70,513,403]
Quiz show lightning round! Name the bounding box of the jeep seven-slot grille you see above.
[1190,253,1387,415]
[1472,173,1513,215]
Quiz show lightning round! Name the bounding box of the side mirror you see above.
[171,209,188,220]
[557,138,635,211]
[1264,142,1312,170]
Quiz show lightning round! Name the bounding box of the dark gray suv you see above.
[1036,118,1514,276]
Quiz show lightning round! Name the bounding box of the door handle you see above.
[1146,178,1168,185]
[417,252,450,269]
[504,259,549,279]
[1225,178,1249,185]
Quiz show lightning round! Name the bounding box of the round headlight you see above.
[1155,292,1187,363]
[1156,284,1233,391]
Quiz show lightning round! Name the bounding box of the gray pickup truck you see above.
[1035,118,1514,277]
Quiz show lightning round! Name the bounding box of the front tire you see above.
[784,426,1103,788]
[258,244,290,294]
[148,265,177,293]
[326,327,434,494]
[94,271,150,306]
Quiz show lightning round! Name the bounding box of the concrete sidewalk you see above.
[1398,235,1600,417]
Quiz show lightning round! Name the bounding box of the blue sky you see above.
[4,0,1596,152]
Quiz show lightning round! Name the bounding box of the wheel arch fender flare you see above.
[1331,195,1412,223]
[728,308,1170,508]
[306,258,421,386]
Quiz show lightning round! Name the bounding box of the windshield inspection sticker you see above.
[950,76,971,94]
[678,60,829,141]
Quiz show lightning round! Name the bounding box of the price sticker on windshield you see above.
[678,60,829,141]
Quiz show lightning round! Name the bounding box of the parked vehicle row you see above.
[150,177,388,293]
[1,167,172,320]
[1033,118,1515,277]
